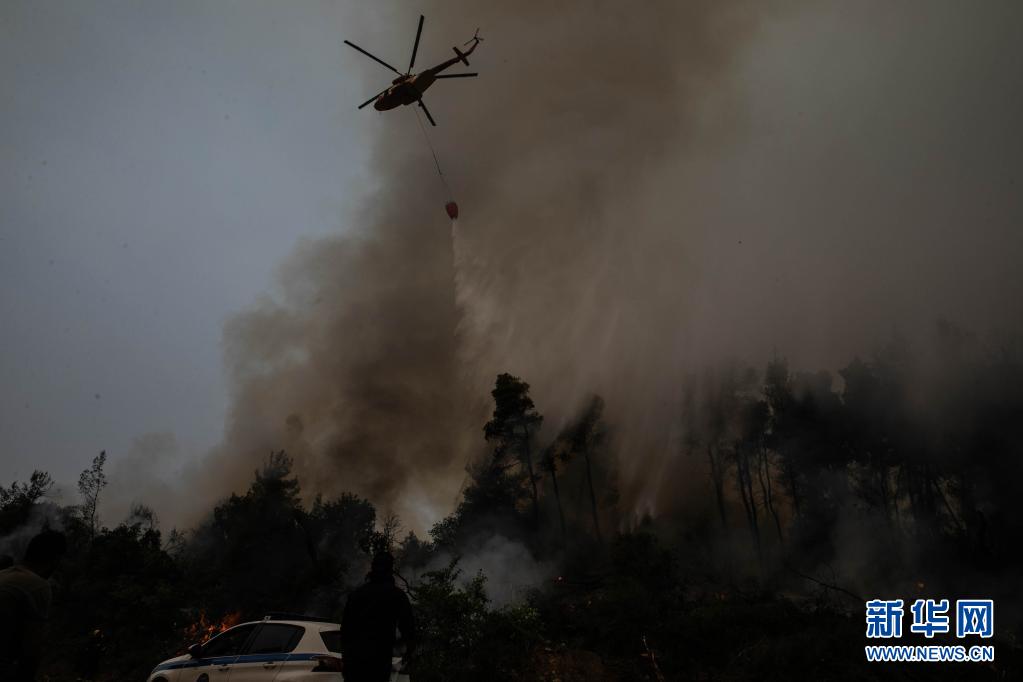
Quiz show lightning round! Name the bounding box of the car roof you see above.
[235,619,339,630]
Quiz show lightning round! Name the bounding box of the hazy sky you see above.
[3,1,1021,527]
[2,1,375,488]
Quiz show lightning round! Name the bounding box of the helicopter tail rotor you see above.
[454,28,482,65]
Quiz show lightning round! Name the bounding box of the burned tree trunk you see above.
[707,444,728,528]
[543,446,567,544]
[757,447,783,542]
[734,443,761,560]
[523,430,540,527]
[583,448,603,543]
[550,462,566,544]
[782,456,802,517]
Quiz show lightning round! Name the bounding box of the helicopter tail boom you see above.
[452,29,482,66]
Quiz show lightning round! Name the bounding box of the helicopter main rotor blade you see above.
[343,40,402,75]
[435,73,478,79]
[358,88,388,109]
[418,98,437,126]
[408,15,424,73]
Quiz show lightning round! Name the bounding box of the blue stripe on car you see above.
[232,652,320,663]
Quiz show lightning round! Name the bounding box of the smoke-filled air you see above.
[194,0,1023,531]
[5,1,1023,680]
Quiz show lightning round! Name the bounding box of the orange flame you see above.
[184,611,243,646]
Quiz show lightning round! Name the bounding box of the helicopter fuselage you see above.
[373,71,438,111]
[348,27,481,121]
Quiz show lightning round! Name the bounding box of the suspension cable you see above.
[413,106,453,200]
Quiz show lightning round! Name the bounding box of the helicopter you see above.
[344,15,482,126]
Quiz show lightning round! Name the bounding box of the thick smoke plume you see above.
[188,0,1023,532]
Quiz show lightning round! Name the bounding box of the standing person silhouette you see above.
[0,530,67,681]
[341,551,416,682]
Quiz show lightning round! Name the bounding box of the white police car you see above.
[147,615,409,682]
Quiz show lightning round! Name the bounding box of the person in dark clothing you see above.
[341,552,416,682]
[0,530,67,682]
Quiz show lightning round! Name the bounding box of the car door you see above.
[228,623,305,681]
[186,623,259,682]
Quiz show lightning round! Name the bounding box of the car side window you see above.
[319,630,341,653]
[245,624,304,654]
[202,624,257,658]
